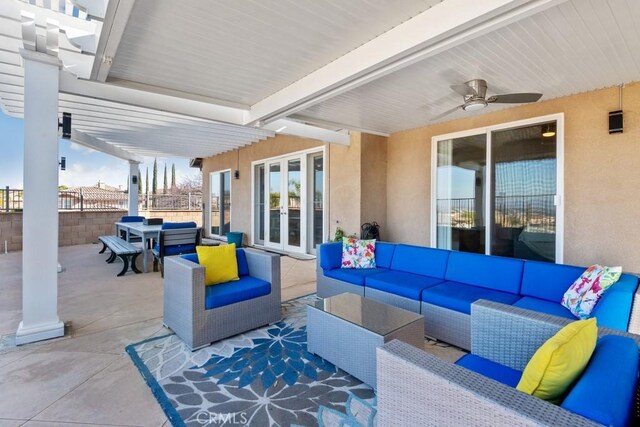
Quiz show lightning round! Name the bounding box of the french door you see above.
[432,115,563,263]
[264,156,306,253]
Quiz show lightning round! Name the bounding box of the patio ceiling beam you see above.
[261,119,350,146]
[90,0,135,81]
[243,0,566,126]
[70,129,142,162]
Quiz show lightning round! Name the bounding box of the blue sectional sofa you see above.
[318,242,639,350]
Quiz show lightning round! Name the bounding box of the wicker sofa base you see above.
[365,288,421,313]
[316,272,365,298]
[422,302,471,350]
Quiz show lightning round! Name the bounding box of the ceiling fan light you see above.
[542,123,556,138]
[462,99,487,111]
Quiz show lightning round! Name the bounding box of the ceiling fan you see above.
[432,79,542,120]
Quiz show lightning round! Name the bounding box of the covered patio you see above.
[2,0,640,425]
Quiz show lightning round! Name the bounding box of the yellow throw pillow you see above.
[516,318,597,403]
[196,244,239,286]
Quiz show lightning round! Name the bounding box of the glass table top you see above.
[308,292,423,336]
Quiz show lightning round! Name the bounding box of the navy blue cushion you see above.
[155,243,196,256]
[520,261,584,302]
[562,335,638,427]
[319,242,342,271]
[445,252,523,294]
[205,276,271,310]
[456,354,522,388]
[161,221,197,230]
[120,215,145,222]
[375,242,396,269]
[324,267,388,286]
[236,249,249,276]
[365,271,444,300]
[511,296,575,320]
[423,281,520,315]
[390,245,450,278]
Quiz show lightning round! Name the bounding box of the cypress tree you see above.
[163,164,168,194]
[152,158,158,195]
[145,167,149,195]
[171,164,176,189]
[138,167,142,195]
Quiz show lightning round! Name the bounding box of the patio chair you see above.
[163,248,281,350]
[152,222,200,277]
[119,215,145,243]
[377,300,640,427]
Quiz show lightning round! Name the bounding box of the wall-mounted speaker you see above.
[609,110,623,134]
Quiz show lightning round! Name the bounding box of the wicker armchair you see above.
[377,300,640,427]
[163,248,281,351]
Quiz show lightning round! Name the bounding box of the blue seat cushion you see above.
[562,335,638,427]
[161,221,197,230]
[365,271,444,300]
[390,245,450,278]
[445,251,524,294]
[181,249,249,276]
[422,281,520,315]
[154,243,196,256]
[520,261,585,302]
[324,267,388,286]
[456,354,522,388]
[120,215,145,222]
[205,276,271,310]
[511,296,575,320]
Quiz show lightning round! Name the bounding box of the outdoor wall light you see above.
[58,112,71,139]
[59,156,66,171]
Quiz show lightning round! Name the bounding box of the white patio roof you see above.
[1,0,640,159]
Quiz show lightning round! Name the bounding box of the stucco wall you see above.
[328,132,362,239]
[360,133,388,239]
[201,134,323,241]
[387,82,640,272]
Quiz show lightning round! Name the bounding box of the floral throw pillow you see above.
[561,264,622,319]
[341,237,376,269]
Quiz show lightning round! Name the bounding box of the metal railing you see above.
[2,186,202,212]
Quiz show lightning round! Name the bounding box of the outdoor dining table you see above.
[114,221,162,273]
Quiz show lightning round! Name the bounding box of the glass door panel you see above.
[210,173,220,235]
[253,164,265,245]
[491,122,557,261]
[266,162,281,246]
[436,134,486,253]
[286,159,302,248]
[310,153,324,253]
[222,171,231,235]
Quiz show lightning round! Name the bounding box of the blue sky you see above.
[0,111,199,190]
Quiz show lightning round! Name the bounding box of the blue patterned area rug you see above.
[126,295,377,426]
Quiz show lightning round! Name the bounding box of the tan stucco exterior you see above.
[387,81,640,272]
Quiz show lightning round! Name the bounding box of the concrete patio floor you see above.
[0,243,317,426]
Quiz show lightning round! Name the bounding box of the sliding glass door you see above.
[433,117,562,262]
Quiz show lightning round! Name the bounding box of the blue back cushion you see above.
[390,245,450,278]
[520,261,584,302]
[319,242,342,270]
[445,251,523,294]
[375,242,396,269]
[181,248,249,276]
[162,221,197,230]
[591,274,638,331]
[562,335,638,427]
[121,215,145,222]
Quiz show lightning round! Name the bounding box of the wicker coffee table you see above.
[307,292,424,389]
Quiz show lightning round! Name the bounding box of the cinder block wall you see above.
[0,210,203,252]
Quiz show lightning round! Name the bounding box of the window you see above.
[210,170,231,237]
[432,115,563,263]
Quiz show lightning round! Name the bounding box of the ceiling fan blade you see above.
[488,93,542,104]
[431,105,464,121]
[450,84,476,97]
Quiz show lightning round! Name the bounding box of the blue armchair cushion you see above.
[181,249,249,276]
[561,335,638,427]
[390,245,449,278]
[423,281,520,315]
[324,267,388,286]
[154,243,196,256]
[319,242,342,271]
[161,221,197,230]
[512,297,575,320]
[456,354,522,388]
[205,276,271,310]
[445,252,524,294]
[120,215,145,222]
[365,271,443,300]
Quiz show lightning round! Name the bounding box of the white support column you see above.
[128,161,139,215]
[16,48,64,345]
